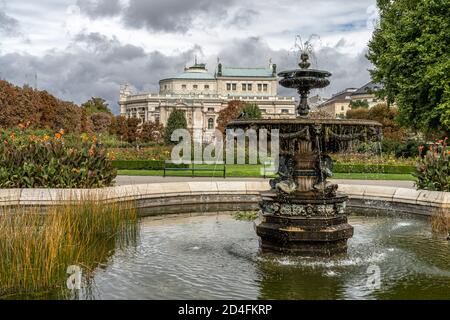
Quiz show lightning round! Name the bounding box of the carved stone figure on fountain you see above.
[314,155,338,198]
[270,156,297,195]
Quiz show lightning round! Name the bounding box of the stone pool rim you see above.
[0,181,448,216]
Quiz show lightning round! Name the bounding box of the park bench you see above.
[164,161,226,178]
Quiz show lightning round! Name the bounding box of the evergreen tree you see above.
[164,110,188,145]
[242,103,263,119]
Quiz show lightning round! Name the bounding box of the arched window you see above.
[208,118,215,130]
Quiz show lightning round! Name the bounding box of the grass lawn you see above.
[117,165,416,181]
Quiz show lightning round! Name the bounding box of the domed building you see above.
[119,60,296,142]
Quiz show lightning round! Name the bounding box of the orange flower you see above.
[55,133,62,140]
[18,123,26,130]
[59,129,65,135]
[42,135,50,142]
[92,135,98,144]
[9,132,16,140]
[89,147,95,156]
[81,134,89,143]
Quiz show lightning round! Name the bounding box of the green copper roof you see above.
[171,72,216,80]
[220,67,275,78]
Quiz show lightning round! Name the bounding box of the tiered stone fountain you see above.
[229,51,382,256]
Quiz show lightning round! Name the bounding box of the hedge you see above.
[112,160,188,170]
[334,164,415,174]
[113,160,415,175]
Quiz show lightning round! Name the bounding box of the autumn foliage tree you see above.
[140,121,165,144]
[109,116,140,143]
[347,103,405,140]
[0,80,82,133]
[217,100,245,133]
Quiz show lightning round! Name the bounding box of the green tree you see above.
[367,0,450,134]
[350,100,370,109]
[242,103,263,120]
[165,110,188,145]
[82,97,113,116]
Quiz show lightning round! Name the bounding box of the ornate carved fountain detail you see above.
[228,39,383,256]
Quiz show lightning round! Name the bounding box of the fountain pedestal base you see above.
[257,192,354,256]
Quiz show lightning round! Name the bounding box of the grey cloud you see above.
[216,37,372,97]
[0,33,200,114]
[0,33,371,115]
[77,0,236,32]
[123,0,235,32]
[227,9,259,27]
[76,0,122,18]
[0,10,20,37]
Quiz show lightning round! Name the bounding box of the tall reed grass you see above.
[430,208,450,234]
[0,200,138,298]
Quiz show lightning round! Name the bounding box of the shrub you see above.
[415,138,450,191]
[0,128,117,188]
[382,138,427,158]
[165,110,188,145]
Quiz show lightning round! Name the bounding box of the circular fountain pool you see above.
[80,212,450,300]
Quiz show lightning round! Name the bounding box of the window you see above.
[227,83,231,91]
[208,118,215,130]
[263,84,268,92]
[242,84,247,91]
[258,84,262,91]
[281,109,289,114]
[193,85,198,90]
[260,109,267,113]
[341,106,345,111]
[232,84,237,91]
[208,107,215,112]
[205,85,210,90]
[247,84,253,91]
[182,85,187,90]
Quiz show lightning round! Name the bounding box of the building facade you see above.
[119,61,296,142]
[316,82,385,118]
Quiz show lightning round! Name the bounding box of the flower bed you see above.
[416,138,450,191]
[0,126,117,188]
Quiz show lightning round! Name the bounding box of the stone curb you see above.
[0,182,448,214]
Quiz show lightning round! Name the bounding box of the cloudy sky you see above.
[0,0,379,113]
